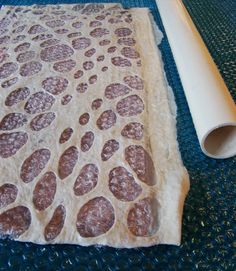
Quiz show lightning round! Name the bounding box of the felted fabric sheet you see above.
[0,3,189,248]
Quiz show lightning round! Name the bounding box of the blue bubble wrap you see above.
[0,0,235,270]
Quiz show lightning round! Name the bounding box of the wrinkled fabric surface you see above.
[0,3,189,247]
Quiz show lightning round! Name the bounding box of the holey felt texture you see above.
[0,3,189,248]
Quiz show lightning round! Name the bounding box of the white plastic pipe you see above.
[156,0,236,158]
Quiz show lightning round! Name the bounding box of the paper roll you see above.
[156,0,236,159]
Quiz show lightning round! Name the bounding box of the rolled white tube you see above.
[156,0,236,158]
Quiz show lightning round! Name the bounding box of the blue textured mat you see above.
[0,0,235,270]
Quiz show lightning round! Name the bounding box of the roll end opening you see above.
[203,124,236,159]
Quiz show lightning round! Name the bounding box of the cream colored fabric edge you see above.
[134,9,190,246]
